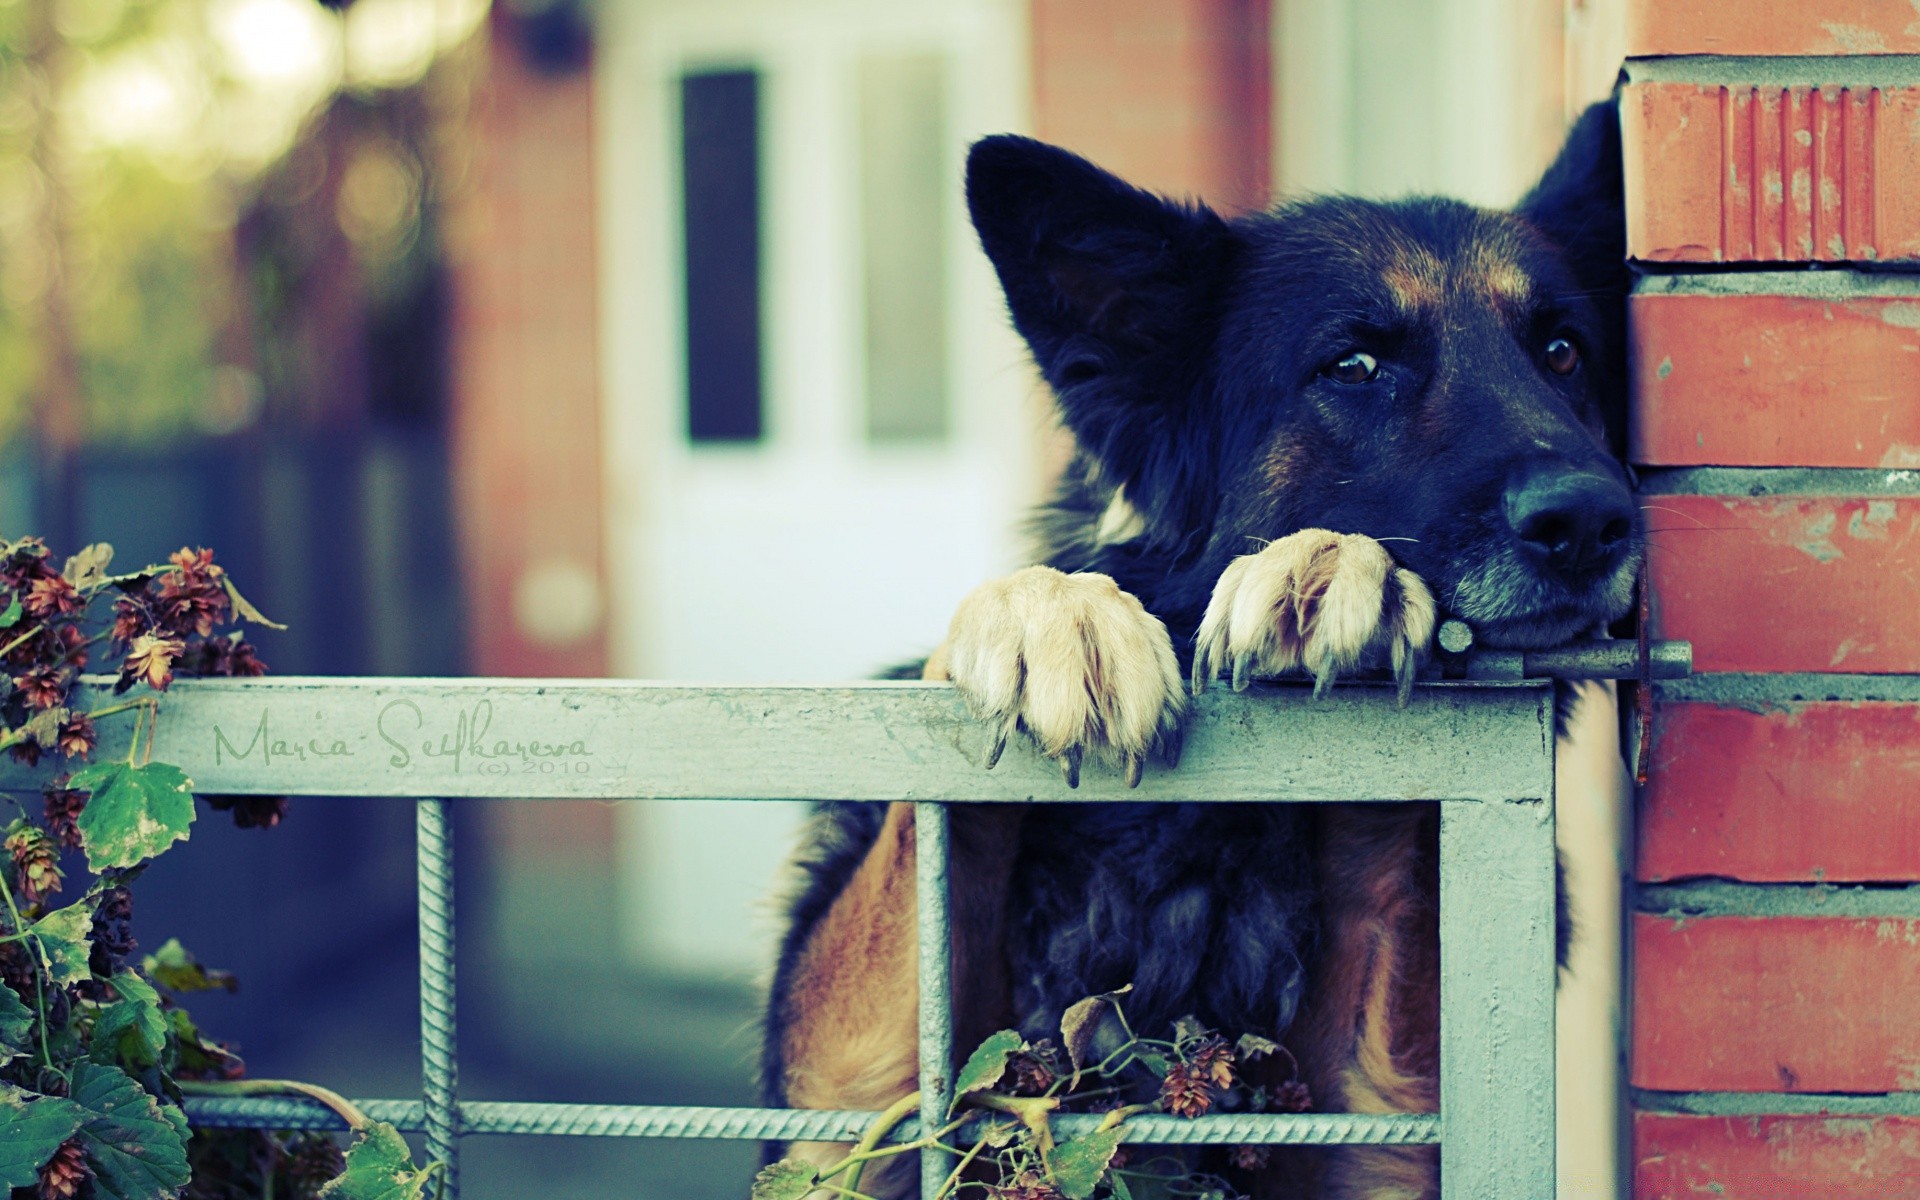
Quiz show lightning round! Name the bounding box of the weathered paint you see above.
[0,676,1554,804]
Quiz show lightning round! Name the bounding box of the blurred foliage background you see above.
[0,0,484,537]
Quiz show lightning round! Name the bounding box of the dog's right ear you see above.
[967,136,1233,480]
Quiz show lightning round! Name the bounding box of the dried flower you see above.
[987,1171,1062,1200]
[13,665,68,709]
[88,886,135,980]
[51,624,88,670]
[284,1135,347,1193]
[7,825,64,905]
[43,787,86,849]
[111,598,149,645]
[1006,1049,1057,1096]
[1273,1079,1313,1113]
[0,540,55,590]
[1228,1144,1271,1171]
[22,575,81,619]
[1190,1035,1236,1090]
[36,1138,90,1200]
[123,633,186,691]
[55,713,95,759]
[1160,1061,1215,1118]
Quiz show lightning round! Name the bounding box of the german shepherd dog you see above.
[763,100,1637,1199]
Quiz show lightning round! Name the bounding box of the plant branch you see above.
[178,1079,371,1131]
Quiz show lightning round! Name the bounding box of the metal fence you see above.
[2,649,1684,1198]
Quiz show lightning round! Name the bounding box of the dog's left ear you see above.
[1516,97,1627,300]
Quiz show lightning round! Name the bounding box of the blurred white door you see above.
[595,0,1033,979]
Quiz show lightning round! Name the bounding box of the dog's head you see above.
[969,103,1638,649]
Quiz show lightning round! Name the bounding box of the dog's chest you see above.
[1006,803,1321,1043]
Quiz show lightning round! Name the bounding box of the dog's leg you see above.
[773,566,1185,1195]
[1293,803,1441,1200]
[775,656,1028,1198]
[1192,533,1440,1200]
[1191,530,1436,697]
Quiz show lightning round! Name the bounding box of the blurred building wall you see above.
[1032,0,1271,213]
[446,16,618,891]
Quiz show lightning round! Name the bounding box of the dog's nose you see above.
[1504,465,1635,576]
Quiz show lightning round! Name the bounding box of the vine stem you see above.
[931,1132,991,1200]
[0,877,55,1072]
[836,1090,923,1195]
[178,1079,371,1131]
[0,623,43,660]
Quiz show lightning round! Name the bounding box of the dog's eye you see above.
[1544,336,1581,376]
[1325,351,1379,385]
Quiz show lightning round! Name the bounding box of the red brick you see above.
[1632,914,1920,1092]
[1622,82,1920,264]
[1645,493,1920,672]
[1630,289,1920,468]
[1642,702,1920,882]
[1634,1112,1920,1200]
[1627,0,1920,57]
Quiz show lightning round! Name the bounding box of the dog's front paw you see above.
[939,566,1184,787]
[1192,530,1436,699]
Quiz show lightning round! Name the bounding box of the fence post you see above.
[915,801,953,1199]
[1439,795,1558,1196]
[418,797,461,1199]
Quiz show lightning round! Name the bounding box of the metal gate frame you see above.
[4,662,1663,1199]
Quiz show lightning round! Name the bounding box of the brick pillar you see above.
[1622,6,1920,1194]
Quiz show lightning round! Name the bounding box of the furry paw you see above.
[1192,530,1437,699]
[938,566,1184,787]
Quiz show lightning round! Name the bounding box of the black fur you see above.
[766,99,1632,1109]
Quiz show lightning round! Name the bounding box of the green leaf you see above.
[0,1085,87,1188]
[143,939,237,994]
[0,595,20,627]
[0,980,32,1063]
[316,1121,435,1200]
[747,1159,818,1200]
[28,900,95,987]
[1048,1125,1126,1200]
[69,1063,190,1200]
[92,974,167,1069]
[1109,1176,1134,1200]
[73,761,196,872]
[952,1029,1024,1104]
[220,576,287,630]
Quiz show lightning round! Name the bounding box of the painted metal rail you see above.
[0,640,1688,1198]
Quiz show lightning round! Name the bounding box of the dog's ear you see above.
[1516,97,1627,300]
[967,136,1233,482]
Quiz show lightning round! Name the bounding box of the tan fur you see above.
[777,658,1026,1200]
[1464,238,1533,315]
[1383,245,1445,312]
[944,565,1185,775]
[1291,804,1442,1200]
[1192,530,1437,694]
[783,557,1445,1199]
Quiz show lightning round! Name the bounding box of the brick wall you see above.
[1624,5,1920,1194]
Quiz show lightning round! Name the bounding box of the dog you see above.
[762,98,1637,1199]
